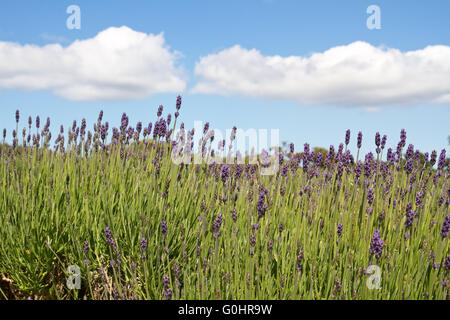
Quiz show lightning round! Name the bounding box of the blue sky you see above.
[0,0,449,157]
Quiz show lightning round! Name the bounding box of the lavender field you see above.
[0,96,448,300]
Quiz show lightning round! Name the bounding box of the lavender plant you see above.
[0,97,448,300]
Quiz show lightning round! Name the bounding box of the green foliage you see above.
[0,138,449,300]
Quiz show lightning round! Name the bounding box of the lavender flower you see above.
[230,126,237,142]
[162,275,170,288]
[267,239,274,252]
[203,122,209,135]
[279,221,284,233]
[364,153,373,178]
[105,226,114,246]
[220,165,230,183]
[405,158,413,175]
[441,215,450,238]
[375,132,381,148]
[370,229,384,259]
[381,135,387,150]
[80,118,86,136]
[140,237,147,258]
[15,110,19,123]
[400,129,407,147]
[136,122,142,135]
[212,213,223,238]
[345,130,350,146]
[357,131,362,149]
[438,195,445,206]
[176,95,182,111]
[161,220,167,237]
[337,223,343,237]
[444,255,450,271]
[337,143,344,157]
[415,190,424,207]
[294,247,304,270]
[404,202,416,228]
[250,232,256,255]
[83,240,89,255]
[257,190,268,219]
[386,148,394,164]
[423,152,429,164]
[405,144,414,160]
[157,105,163,117]
[430,150,437,166]
[83,240,90,265]
[354,161,362,183]
[437,149,446,171]
[163,288,172,300]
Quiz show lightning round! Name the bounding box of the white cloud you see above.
[191,41,450,107]
[0,26,186,101]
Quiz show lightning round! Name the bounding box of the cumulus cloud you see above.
[0,26,186,101]
[191,41,450,107]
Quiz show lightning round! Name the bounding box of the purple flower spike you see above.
[257,190,268,219]
[437,149,446,171]
[163,288,172,300]
[375,132,380,147]
[136,122,142,134]
[370,229,384,259]
[441,216,450,238]
[430,150,437,166]
[140,237,147,258]
[400,129,407,147]
[220,165,230,183]
[357,131,362,149]
[404,202,416,228]
[83,240,89,255]
[176,95,182,111]
[83,240,90,265]
[212,213,223,238]
[423,152,429,164]
[444,255,450,271]
[345,130,350,146]
[162,275,170,288]
[15,110,19,123]
[105,226,115,246]
[203,122,209,135]
[157,105,164,117]
[161,220,168,237]
[367,188,374,205]
[381,135,387,150]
